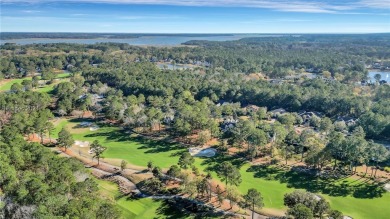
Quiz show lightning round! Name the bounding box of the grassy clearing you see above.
[55,119,390,219]
[97,179,163,219]
[0,72,70,92]
[194,154,390,219]
[0,78,27,91]
[61,119,185,168]
[239,164,390,219]
[50,118,70,139]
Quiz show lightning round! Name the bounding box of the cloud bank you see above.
[2,0,389,13]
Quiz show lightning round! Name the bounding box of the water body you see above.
[156,63,193,70]
[368,71,390,82]
[0,34,282,46]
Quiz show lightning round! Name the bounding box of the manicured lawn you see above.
[239,164,390,219]
[97,179,163,219]
[56,119,390,219]
[50,118,70,139]
[60,119,186,168]
[195,156,390,219]
[0,78,27,91]
[0,72,70,92]
[36,83,57,93]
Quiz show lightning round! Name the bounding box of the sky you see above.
[1,0,389,33]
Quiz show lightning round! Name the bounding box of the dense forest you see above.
[0,95,120,218]
[1,35,389,140]
[0,35,389,218]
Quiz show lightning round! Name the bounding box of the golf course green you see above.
[97,179,163,219]
[0,72,70,92]
[57,119,390,219]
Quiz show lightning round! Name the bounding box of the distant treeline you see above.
[184,33,390,47]
[0,32,234,40]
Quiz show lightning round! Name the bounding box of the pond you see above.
[368,71,389,82]
[156,63,193,70]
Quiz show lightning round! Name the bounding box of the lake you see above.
[0,34,283,46]
[368,71,390,82]
[156,63,192,70]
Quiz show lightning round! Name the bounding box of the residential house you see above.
[269,108,287,118]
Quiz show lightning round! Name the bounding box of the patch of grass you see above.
[196,155,390,219]
[35,83,57,93]
[0,72,70,92]
[50,118,71,139]
[58,119,390,219]
[97,179,163,219]
[0,78,26,91]
[59,119,186,168]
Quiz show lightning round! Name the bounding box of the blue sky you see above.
[1,0,389,33]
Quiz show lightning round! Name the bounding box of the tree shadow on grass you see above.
[200,154,248,173]
[69,117,95,123]
[246,164,387,199]
[155,198,225,219]
[84,129,186,154]
[155,199,193,219]
[69,118,116,128]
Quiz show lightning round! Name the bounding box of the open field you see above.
[60,118,186,168]
[196,157,390,219]
[96,178,221,219]
[56,118,390,219]
[97,179,163,219]
[0,72,70,92]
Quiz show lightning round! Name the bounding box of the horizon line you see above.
[2,32,390,34]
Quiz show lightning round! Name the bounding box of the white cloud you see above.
[359,0,390,8]
[70,13,89,16]
[239,18,312,24]
[21,10,41,13]
[2,0,390,14]
[118,15,184,20]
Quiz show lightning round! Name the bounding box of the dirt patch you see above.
[82,111,93,118]
[259,208,286,217]
[0,78,13,86]
[27,133,56,144]
[74,140,90,147]
[207,138,219,146]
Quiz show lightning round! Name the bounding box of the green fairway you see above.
[1,78,28,91]
[97,179,163,219]
[0,72,70,92]
[50,118,70,139]
[57,119,390,219]
[240,164,390,219]
[61,119,186,168]
[36,83,57,93]
[195,155,390,219]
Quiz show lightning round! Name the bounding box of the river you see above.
[0,34,283,46]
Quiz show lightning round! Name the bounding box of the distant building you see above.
[336,116,357,127]
[163,115,174,124]
[244,104,260,113]
[270,79,284,85]
[299,111,322,123]
[269,108,287,118]
[221,117,238,132]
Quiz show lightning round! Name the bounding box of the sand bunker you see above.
[189,148,217,157]
[74,140,90,147]
[384,183,390,192]
[313,194,321,201]
[89,125,100,131]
